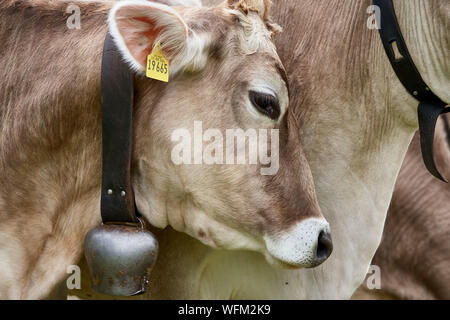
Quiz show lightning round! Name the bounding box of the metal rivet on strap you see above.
[413,91,419,96]
[107,189,113,195]
[120,191,126,197]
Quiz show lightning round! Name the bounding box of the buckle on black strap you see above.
[374,0,449,182]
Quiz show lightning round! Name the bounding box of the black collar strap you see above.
[374,0,449,182]
[100,31,139,223]
[84,30,158,297]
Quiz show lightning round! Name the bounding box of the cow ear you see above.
[108,1,194,73]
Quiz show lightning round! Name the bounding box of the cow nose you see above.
[316,231,333,265]
[264,218,333,268]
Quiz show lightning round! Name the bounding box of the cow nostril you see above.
[316,231,333,262]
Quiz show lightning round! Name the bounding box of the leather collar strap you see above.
[100,31,139,223]
[374,0,449,182]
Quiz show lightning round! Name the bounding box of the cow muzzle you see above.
[264,218,332,268]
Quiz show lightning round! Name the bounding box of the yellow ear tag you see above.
[146,43,169,82]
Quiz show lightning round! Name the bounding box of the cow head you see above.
[108,0,332,268]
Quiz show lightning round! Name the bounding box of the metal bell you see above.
[84,219,158,296]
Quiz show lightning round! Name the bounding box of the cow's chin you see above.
[264,253,305,270]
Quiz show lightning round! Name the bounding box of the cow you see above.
[70,0,449,300]
[353,115,450,300]
[0,0,336,299]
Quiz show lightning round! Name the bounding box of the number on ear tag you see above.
[146,43,169,83]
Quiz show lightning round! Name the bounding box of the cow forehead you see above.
[185,6,278,58]
[223,9,277,55]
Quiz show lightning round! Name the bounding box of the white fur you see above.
[264,218,330,267]
[157,0,202,7]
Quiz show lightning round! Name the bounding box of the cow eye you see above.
[249,91,281,120]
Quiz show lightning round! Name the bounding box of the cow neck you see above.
[374,0,449,182]
[100,31,138,224]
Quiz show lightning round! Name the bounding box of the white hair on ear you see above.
[108,0,209,75]
[156,0,202,7]
[108,0,202,6]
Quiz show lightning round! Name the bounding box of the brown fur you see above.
[70,0,448,300]
[225,0,281,36]
[356,115,450,300]
[0,0,109,299]
[0,0,322,298]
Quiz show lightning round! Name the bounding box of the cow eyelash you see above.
[249,91,281,120]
